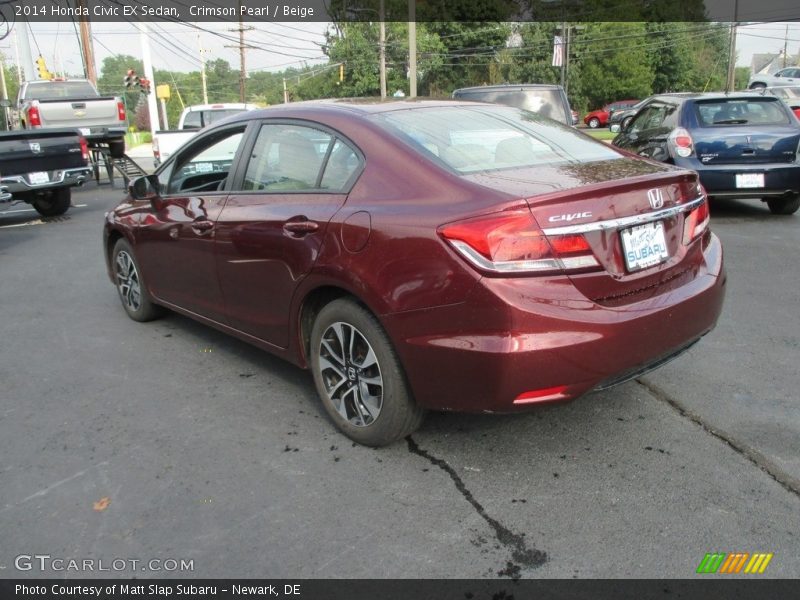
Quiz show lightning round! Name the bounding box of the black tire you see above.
[766,196,800,215]
[309,298,425,447]
[111,238,164,322]
[32,187,71,217]
[622,115,633,129]
[108,138,126,158]
[588,117,600,129]
[749,83,766,90]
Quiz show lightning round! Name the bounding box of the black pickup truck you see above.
[0,129,92,217]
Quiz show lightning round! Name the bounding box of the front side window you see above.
[167,128,245,194]
[243,124,334,191]
[374,106,621,174]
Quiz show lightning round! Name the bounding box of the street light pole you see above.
[379,0,386,100]
[408,0,416,98]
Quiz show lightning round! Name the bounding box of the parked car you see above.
[452,84,575,126]
[584,99,639,128]
[609,99,648,131]
[104,100,725,446]
[762,85,800,119]
[747,67,800,90]
[14,79,127,157]
[0,128,91,216]
[152,103,257,167]
[612,92,800,215]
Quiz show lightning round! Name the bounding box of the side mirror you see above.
[129,174,164,209]
[610,123,621,133]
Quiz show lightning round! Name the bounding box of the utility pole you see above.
[408,0,416,98]
[13,30,22,84]
[75,0,97,84]
[783,25,789,68]
[198,34,208,104]
[283,78,288,103]
[226,1,251,103]
[0,53,9,130]
[726,1,739,93]
[139,23,159,137]
[379,0,386,100]
[18,22,35,82]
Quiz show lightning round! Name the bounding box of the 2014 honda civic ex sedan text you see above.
[104,100,726,446]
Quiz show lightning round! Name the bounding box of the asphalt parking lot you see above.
[0,183,798,579]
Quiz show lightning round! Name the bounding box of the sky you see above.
[3,21,800,82]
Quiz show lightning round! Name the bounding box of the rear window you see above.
[374,106,621,174]
[183,109,246,129]
[453,88,569,125]
[24,81,97,100]
[694,98,790,126]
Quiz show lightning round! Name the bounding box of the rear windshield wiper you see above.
[713,119,749,124]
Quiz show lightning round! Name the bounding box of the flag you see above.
[552,35,564,67]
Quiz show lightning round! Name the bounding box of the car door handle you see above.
[192,219,214,232]
[283,220,319,235]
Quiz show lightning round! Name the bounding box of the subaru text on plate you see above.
[103,100,726,446]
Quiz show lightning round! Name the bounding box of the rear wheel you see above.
[112,238,164,322]
[587,117,600,129]
[310,298,425,447]
[32,187,71,217]
[766,196,800,215]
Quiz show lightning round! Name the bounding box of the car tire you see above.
[32,187,71,217]
[108,139,126,158]
[622,116,633,129]
[766,196,800,215]
[749,83,766,90]
[588,117,600,129]
[310,298,425,447]
[111,238,164,322]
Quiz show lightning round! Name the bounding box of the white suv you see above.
[748,67,800,90]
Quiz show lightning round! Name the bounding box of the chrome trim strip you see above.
[542,195,705,236]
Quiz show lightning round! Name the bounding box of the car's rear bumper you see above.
[676,158,800,199]
[384,233,725,413]
[1,167,92,193]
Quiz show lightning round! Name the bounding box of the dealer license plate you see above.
[735,173,764,188]
[28,171,49,185]
[621,221,669,272]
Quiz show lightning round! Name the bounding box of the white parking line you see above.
[0,219,45,228]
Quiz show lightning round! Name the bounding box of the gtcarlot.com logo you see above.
[696,552,773,574]
[14,554,194,573]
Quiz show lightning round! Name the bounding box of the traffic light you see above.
[139,78,151,95]
[35,56,51,80]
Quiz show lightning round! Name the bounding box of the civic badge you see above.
[29,142,41,154]
[74,110,86,117]
[647,188,665,209]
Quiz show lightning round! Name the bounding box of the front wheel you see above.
[32,187,71,217]
[310,298,425,446]
[108,139,126,158]
[766,196,800,215]
[587,117,600,129]
[112,238,164,322]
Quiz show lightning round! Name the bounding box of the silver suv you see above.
[748,67,800,90]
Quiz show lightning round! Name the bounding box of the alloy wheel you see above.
[115,250,142,312]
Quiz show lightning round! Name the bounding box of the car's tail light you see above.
[27,104,41,127]
[117,100,126,122]
[668,127,694,158]
[79,136,89,163]
[438,206,599,274]
[683,197,710,244]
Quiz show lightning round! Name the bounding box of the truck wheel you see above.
[32,187,71,217]
[112,238,164,322]
[108,139,126,158]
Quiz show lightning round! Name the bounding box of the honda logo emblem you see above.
[647,188,665,209]
[29,142,41,154]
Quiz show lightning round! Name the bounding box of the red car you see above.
[584,99,640,128]
[104,100,725,446]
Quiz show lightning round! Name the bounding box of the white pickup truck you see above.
[15,79,128,157]
[152,103,256,167]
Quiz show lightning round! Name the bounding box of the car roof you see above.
[453,84,564,93]
[652,91,781,103]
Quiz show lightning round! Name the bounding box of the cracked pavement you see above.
[1,187,798,579]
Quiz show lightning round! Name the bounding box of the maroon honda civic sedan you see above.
[104,100,726,446]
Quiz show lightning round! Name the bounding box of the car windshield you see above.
[694,98,790,126]
[25,81,97,100]
[374,106,621,174]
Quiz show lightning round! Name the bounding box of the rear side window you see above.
[694,99,790,126]
[374,106,620,174]
[24,81,97,100]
